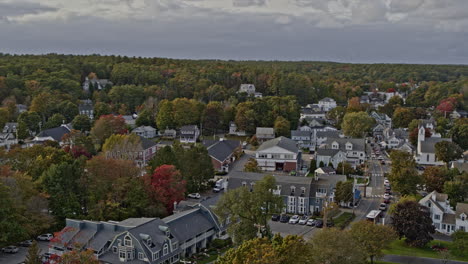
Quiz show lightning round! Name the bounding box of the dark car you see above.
[279,214,290,223]
[315,219,324,228]
[271,214,280,222]
[326,221,334,227]
[384,198,391,204]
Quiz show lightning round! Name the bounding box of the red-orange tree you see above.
[90,114,127,146]
[145,165,186,214]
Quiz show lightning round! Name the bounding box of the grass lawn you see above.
[383,239,468,262]
[333,212,355,229]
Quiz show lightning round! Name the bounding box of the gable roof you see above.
[36,125,72,141]
[291,130,311,137]
[203,139,241,162]
[316,148,341,157]
[133,126,157,133]
[325,137,366,152]
[163,207,218,243]
[256,127,274,136]
[455,203,468,219]
[420,137,451,153]
[139,136,157,150]
[257,136,298,153]
[319,97,335,103]
[316,131,341,138]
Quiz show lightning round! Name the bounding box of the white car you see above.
[37,233,53,241]
[2,246,19,253]
[289,215,300,224]
[379,203,387,211]
[187,193,201,199]
[298,216,309,225]
[384,179,390,185]
[306,219,316,226]
[384,193,390,200]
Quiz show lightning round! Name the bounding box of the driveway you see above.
[0,241,49,264]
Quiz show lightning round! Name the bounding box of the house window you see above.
[138,252,144,260]
[163,244,169,255]
[434,214,440,220]
[442,224,446,230]
[242,181,247,187]
[152,251,159,261]
[119,251,126,259]
[290,186,296,195]
[147,238,152,246]
[460,226,465,231]
[172,242,178,250]
[124,235,132,246]
[427,154,429,162]
[462,215,466,221]
[113,246,117,253]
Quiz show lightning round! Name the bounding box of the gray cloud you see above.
[232,0,267,7]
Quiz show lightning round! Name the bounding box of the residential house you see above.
[49,205,223,263]
[395,142,414,153]
[316,137,366,168]
[310,173,347,213]
[228,172,314,215]
[0,132,16,148]
[372,124,385,141]
[451,161,468,173]
[228,122,246,136]
[161,129,177,139]
[255,136,301,172]
[104,136,157,168]
[238,84,262,98]
[314,167,336,176]
[132,126,157,139]
[300,106,326,120]
[78,99,94,119]
[31,124,72,146]
[290,130,312,149]
[415,125,451,166]
[370,111,392,127]
[82,77,113,92]
[122,114,138,128]
[450,110,468,119]
[16,104,28,114]
[313,129,341,150]
[318,97,337,112]
[180,125,200,144]
[255,127,275,142]
[203,139,242,172]
[419,191,468,234]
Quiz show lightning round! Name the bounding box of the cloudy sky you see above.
[0,0,467,64]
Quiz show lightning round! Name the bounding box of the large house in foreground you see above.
[316,137,366,168]
[419,191,468,235]
[255,136,301,172]
[49,205,223,264]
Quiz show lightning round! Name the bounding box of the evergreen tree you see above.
[25,241,42,264]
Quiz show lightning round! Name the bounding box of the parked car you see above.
[315,219,324,228]
[383,193,390,200]
[279,214,290,223]
[384,198,391,204]
[187,193,201,199]
[37,233,53,241]
[379,203,387,211]
[42,253,53,262]
[271,214,280,222]
[385,189,392,195]
[306,219,316,226]
[381,160,385,165]
[298,216,309,225]
[18,240,33,247]
[326,221,334,227]
[2,246,19,253]
[289,215,300,224]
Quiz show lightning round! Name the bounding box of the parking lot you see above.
[0,241,49,264]
[269,220,319,240]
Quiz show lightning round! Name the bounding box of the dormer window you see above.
[124,235,132,247]
[163,244,169,256]
[462,214,466,221]
[165,230,170,237]
[242,181,247,187]
[147,238,152,246]
[345,143,353,150]
[291,186,296,195]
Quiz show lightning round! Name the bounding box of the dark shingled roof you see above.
[164,208,218,243]
[420,138,451,153]
[203,139,241,162]
[257,136,298,153]
[139,136,157,149]
[36,125,71,141]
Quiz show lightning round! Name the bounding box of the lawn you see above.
[383,239,468,262]
[333,212,355,229]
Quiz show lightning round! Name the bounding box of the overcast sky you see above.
[0,0,467,64]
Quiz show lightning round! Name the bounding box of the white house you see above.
[255,136,300,172]
[238,84,262,98]
[180,125,200,144]
[316,137,366,168]
[229,121,246,136]
[419,191,468,234]
[132,126,157,139]
[415,125,451,166]
[78,99,94,119]
[290,130,312,149]
[256,127,275,142]
[318,97,337,112]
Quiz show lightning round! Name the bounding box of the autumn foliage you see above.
[145,165,186,214]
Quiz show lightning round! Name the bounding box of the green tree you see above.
[135,108,154,127]
[444,172,468,207]
[90,115,127,146]
[217,238,281,264]
[274,116,290,137]
[202,101,223,134]
[71,114,91,132]
[334,181,354,205]
[0,182,28,246]
[156,99,174,129]
[24,241,42,264]
[449,119,468,150]
[391,200,435,247]
[342,111,375,138]
[423,166,451,193]
[336,162,356,175]
[309,228,367,264]
[215,175,284,244]
[44,113,66,129]
[55,100,78,122]
[451,230,468,258]
[388,150,421,195]
[326,106,345,128]
[244,158,261,172]
[148,146,179,171]
[93,102,111,119]
[59,249,100,264]
[392,107,415,128]
[179,145,214,192]
[309,159,317,173]
[349,220,398,264]
[0,108,8,129]
[435,141,463,167]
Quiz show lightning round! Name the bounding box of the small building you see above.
[228,122,246,136]
[104,136,157,169]
[238,84,262,98]
[31,124,72,146]
[78,99,94,119]
[255,127,275,142]
[370,111,392,127]
[255,136,301,172]
[133,126,157,139]
[318,97,337,112]
[180,125,200,144]
[450,110,468,119]
[3,122,18,134]
[203,139,242,172]
[82,77,113,92]
[290,130,312,149]
[0,132,16,148]
[161,129,177,139]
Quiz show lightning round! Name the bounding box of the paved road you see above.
[269,220,319,240]
[0,241,49,264]
[383,254,468,264]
